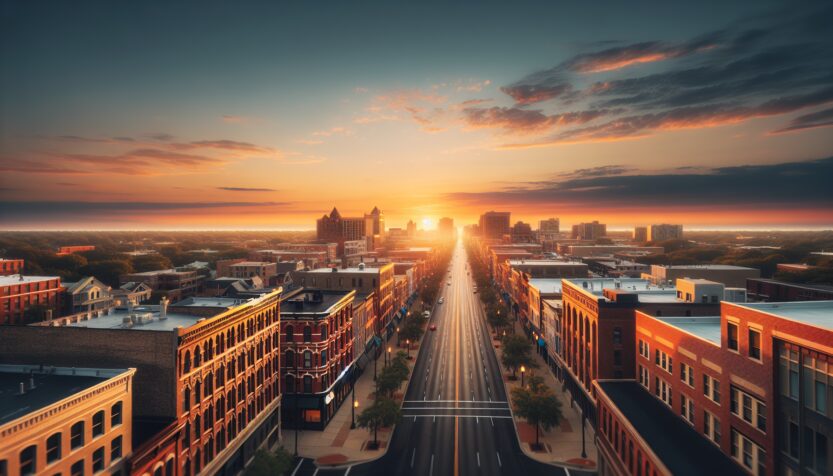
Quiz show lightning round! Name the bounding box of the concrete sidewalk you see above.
[493,319,598,471]
[284,332,424,468]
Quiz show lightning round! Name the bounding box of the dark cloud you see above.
[770,107,833,134]
[462,106,614,133]
[217,187,278,192]
[447,157,833,208]
[493,4,833,143]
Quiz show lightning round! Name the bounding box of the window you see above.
[613,350,622,365]
[638,339,650,359]
[303,375,312,393]
[304,351,312,368]
[727,322,738,351]
[111,436,123,461]
[704,411,721,445]
[656,349,673,374]
[613,327,622,344]
[680,394,694,424]
[638,365,650,389]
[748,328,761,360]
[71,459,85,476]
[285,374,295,393]
[802,426,829,474]
[303,326,312,342]
[321,326,328,340]
[47,432,62,463]
[731,429,766,475]
[703,374,720,404]
[285,350,295,368]
[655,377,672,407]
[20,446,37,475]
[71,421,85,449]
[92,410,105,437]
[731,387,766,433]
[111,402,123,426]
[92,447,105,473]
[285,325,294,342]
[680,362,694,387]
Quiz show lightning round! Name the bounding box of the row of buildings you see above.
[0,211,444,476]
[475,234,833,476]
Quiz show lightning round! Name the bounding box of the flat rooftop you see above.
[565,278,679,303]
[657,316,722,344]
[508,260,585,266]
[62,306,207,331]
[528,278,564,295]
[0,275,59,286]
[230,261,273,267]
[658,264,756,271]
[0,364,126,425]
[597,381,745,476]
[305,267,381,274]
[735,301,833,331]
[282,289,354,315]
[172,297,247,308]
[749,278,833,292]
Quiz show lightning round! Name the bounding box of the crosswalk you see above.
[401,400,512,419]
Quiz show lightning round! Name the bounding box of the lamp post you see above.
[396,327,401,346]
[520,365,526,387]
[350,374,357,429]
[373,343,378,381]
[406,339,411,359]
[580,407,587,459]
[386,346,391,367]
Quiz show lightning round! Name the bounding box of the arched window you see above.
[92,410,105,436]
[303,351,312,368]
[303,326,312,342]
[285,350,295,368]
[46,432,62,463]
[112,401,123,426]
[285,374,295,393]
[184,387,192,412]
[194,381,202,405]
[321,325,328,340]
[20,445,37,475]
[194,346,202,368]
[165,458,175,476]
[184,350,191,373]
[285,324,294,342]
[303,375,313,393]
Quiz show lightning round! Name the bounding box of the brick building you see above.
[0,258,24,276]
[0,289,284,476]
[479,211,511,239]
[119,268,203,303]
[0,274,63,325]
[0,364,135,476]
[280,289,355,430]
[746,278,833,302]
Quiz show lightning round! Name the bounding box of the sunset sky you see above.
[1,0,832,230]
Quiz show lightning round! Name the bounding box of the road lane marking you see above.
[290,458,305,476]
[477,452,481,467]
[429,455,435,476]
[496,452,502,467]
[410,448,416,468]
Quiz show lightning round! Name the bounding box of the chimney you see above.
[19,382,25,395]
[160,296,169,319]
[29,377,36,390]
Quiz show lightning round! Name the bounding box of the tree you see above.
[79,259,133,287]
[501,334,538,378]
[399,320,424,343]
[511,378,563,449]
[244,447,293,476]
[357,397,401,448]
[132,254,173,272]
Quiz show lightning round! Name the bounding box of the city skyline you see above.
[2,0,833,230]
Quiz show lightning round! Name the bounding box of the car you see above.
[438,297,444,304]
[429,324,437,331]
[473,289,478,294]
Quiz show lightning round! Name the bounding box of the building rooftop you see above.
[61,305,205,330]
[734,301,833,331]
[657,316,722,344]
[125,268,192,276]
[305,266,383,274]
[282,289,355,315]
[657,264,757,271]
[0,364,127,426]
[748,278,833,292]
[230,261,274,267]
[528,278,564,295]
[0,275,59,286]
[596,381,745,476]
[508,260,585,266]
[171,297,247,308]
[565,278,679,303]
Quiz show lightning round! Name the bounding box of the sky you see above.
[1,0,832,230]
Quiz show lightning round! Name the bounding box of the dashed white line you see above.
[429,454,435,476]
[477,452,481,467]
[496,451,502,467]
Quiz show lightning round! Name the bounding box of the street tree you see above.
[357,397,401,448]
[511,379,563,449]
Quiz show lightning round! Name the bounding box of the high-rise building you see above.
[479,211,511,239]
[648,223,683,242]
[511,221,534,243]
[633,226,648,242]
[364,206,385,237]
[406,220,417,238]
[539,218,560,235]
[571,221,607,240]
[438,217,455,240]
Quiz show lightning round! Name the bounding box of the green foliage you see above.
[131,254,173,272]
[376,352,409,397]
[501,334,538,377]
[244,447,293,476]
[399,319,424,343]
[357,397,401,445]
[511,378,563,446]
[79,259,134,287]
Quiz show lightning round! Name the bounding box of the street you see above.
[306,240,577,476]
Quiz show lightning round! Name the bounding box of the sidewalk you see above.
[284,332,424,468]
[493,319,598,470]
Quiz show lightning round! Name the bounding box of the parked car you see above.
[429,324,437,331]
[438,297,444,304]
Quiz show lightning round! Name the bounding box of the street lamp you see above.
[386,346,392,367]
[520,365,526,387]
[580,408,587,459]
[351,399,359,429]
[406,339,411,359]
[396,327,401,346]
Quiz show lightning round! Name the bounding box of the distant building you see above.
[0,364,135,476]
[632,226,648,243]
[571,221,607,240]
[406,220,417,238]
[644,264,760,288]
[112,282,153,308]
[119,268,203,302]
[511,221,534,243]
[746,278,833,302]
[62,276,114,316]
[56,245,95,256]
[0,274,63,325]
[539,218,560,235]
[364,206,385,241]
[343,239,368,258]
[775,263,818,273]
[479,211,511,239]
[648,223,683,242]
[561,245,663,258]
[0,258,24,276]
[226,261,278,282]
[437,217,455,240]
[316,207,375,254]
[280,288,355,430]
